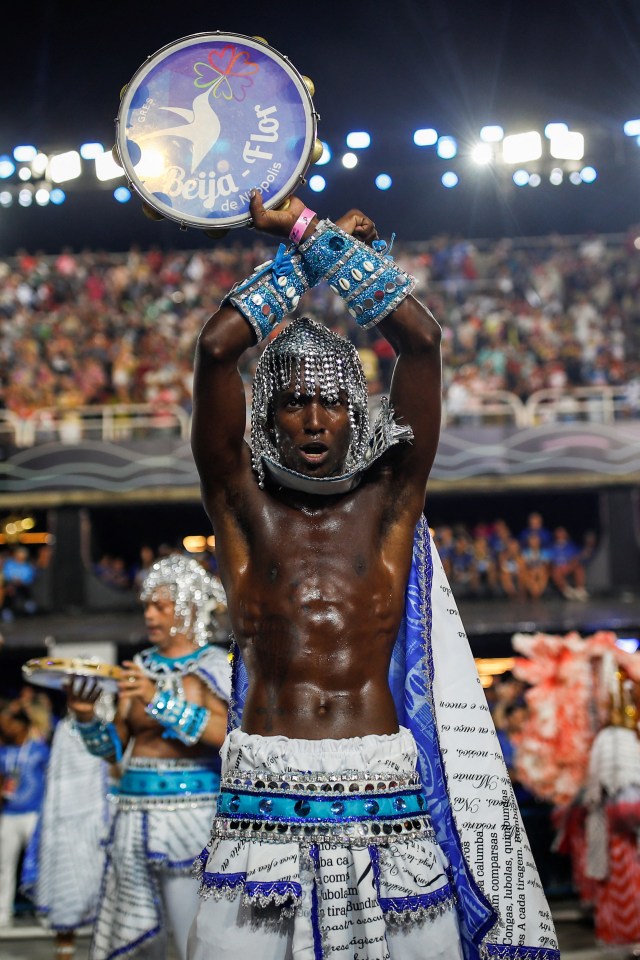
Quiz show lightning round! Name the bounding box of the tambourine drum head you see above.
[22,658,123,693]
[116,33,316,229]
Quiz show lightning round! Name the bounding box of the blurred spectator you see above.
[469,536,499,598]
[93,554,131,591]
[433,525,454,579]
[518,512,553,549]
[0,708,50,928]
[549,526,589,600]
[520,533,551,600]
[2,547,37,620]
[498,538,525,599]
[450,533,475,597]
[132,544,156,591]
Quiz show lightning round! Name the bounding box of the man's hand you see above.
[335,209,378,246]
[118,661,157,704]
[249,192,378,247]
[65,676,101,722]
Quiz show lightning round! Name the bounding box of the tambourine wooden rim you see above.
[116,32,317,229]
[22,657,124,692]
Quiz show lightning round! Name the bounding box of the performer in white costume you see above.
[188,192,559,960]
[67,556,230,960]
[32,712,110,959]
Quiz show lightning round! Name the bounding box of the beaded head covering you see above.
[139,555,226,647]
[251,317,370,489]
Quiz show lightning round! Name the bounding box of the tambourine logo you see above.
[117,35,316,229]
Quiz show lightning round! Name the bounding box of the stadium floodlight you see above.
[549,168,563,185]
[49,188,66,205]
[35,188,50,206]
[0,191,13,208]
[18,188,33,207]
[95,150,124,181]
[502,132,542,164]
[113,186,132,203]
[437,136,457,159]
[544,122,568,139]
[48,150,82,183]
[315,141,331,165]
[549,130,584,160]
[18,168,32,181]
[375,173,392,190]
[471,143,492,165]
[32,153,48,176]
[480,125,504,143]
[569,171,582,185]
[623,119,640,137]
[528,173,541,187]
[512,169,530,186]
[13,145,37,162]
[441,171,458,188]
[0,156,16,179]
[308,174,326,192]
[80,142,105,160]
[580,166,597,183]
[342,152,358,169]
[346,131,371,149]
[413,128,438,146]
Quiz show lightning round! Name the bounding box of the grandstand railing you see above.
[4,386,639,448]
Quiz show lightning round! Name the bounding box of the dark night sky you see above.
[3,0,640,251]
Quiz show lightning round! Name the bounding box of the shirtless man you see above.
[189,195,558,960]
[67,556,230,960]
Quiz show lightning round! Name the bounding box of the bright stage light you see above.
[32,153,48,175]
[95,151,124,181]
[441,171,458,188]
[342,152,358,169]
[569,171,582,185]
[18,188,33,207]
[413,128,438,146]
[80,142,105,160]
[503,132,542,164]
[437,136,457,159]
[48,150,81,183]
[0,191,12,207]
[580,166,597,183]
[480,125,504,143]
[549,168,563,185]
[308,174,326,192]
[35,188,50,206]
[544,122,568,139]
[528,173,541,187]
[471,143,492,165]
[375,173,392,190]
[18,168,32,181]
[623,119,640,136]
[134,148,166,177]
[346,131,371,149]
[512,169,529,186]
[49,188,66,205]
[13,145,37,162]
[113,186,131,203]
[315,142,331,165]
[549,130,584,160]
[0,156,16,179]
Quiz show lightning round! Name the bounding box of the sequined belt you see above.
[111,761,220,808]
[214,771,434,844]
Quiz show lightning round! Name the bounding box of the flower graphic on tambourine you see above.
[194,46,259,102]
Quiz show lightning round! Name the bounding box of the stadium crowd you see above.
[1,229,640,421]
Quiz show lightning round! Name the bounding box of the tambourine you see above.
[115,32,319,231]
[22,657,125,693]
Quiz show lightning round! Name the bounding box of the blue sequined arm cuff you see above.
[145,687,210,746]
[298,219,415,329]
[223,242,311,343]
[75,718,123,762]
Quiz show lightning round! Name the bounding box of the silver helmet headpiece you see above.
[251,317,370,489]
[139,554,226,647]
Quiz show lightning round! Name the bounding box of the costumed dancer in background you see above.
[32,708,111,960]
[188,192,558,960]
[67,555,230,960]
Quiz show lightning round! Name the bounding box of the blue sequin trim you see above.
[116,766,220,798]
[217,785,426,823]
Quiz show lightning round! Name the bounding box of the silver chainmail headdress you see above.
[251,317,371,490]
[139,554,226,647]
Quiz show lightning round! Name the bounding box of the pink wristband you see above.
[289,207,317,245]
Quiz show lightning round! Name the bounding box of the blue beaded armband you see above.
[223,243,311,342]
[75,718,123,762]
[298,220,415,329]
[145,685,210,746]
